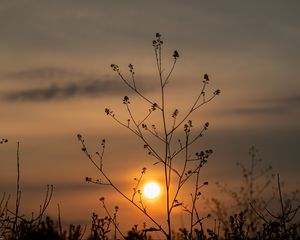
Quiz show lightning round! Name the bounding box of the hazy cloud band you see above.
[3,79,131,101]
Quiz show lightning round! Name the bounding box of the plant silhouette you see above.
[78,33,220,240]
[211,146,275,233]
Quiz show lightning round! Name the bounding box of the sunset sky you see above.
[1,0,300,233]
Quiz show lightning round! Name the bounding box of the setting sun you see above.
[143,182,161,199]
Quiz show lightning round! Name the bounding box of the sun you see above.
[143,182,160,199]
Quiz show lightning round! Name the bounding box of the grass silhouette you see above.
[1,141,300,239]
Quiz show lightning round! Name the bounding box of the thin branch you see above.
[132,168,146,201]
[100,200,125,239]
[116,70,162,111]
[13,142,21,238]
[78,139,167,237]
[163,58,178,87]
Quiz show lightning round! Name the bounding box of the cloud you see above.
[228,106,286,115]
[283,95,300,105]
[2,67,103,88]
[225,94,300,116]
[1,66,154,101]
[262,94,300,110]
[3,79,135,101]
[5,67,86,81]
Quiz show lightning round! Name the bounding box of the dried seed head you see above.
[173,50,179,59]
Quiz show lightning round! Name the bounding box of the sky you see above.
[1,0,300,234]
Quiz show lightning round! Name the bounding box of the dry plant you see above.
[250,174,300,239]
[211,146,300,239]
[211,146,275,233]
[1,141,88,239]
[78,33,220,240]
[0,141,57,240]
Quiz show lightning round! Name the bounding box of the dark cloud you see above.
[226,94,300,116]
[266,95,300,111]
[2,66,154,101]
[256,95,300,105]
[3,79,140,101]
[283,95,300,105]
[5,67,87,81]
[228,105,286,115]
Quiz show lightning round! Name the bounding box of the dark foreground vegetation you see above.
[1,142,299,240]
[0,203,299,240]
